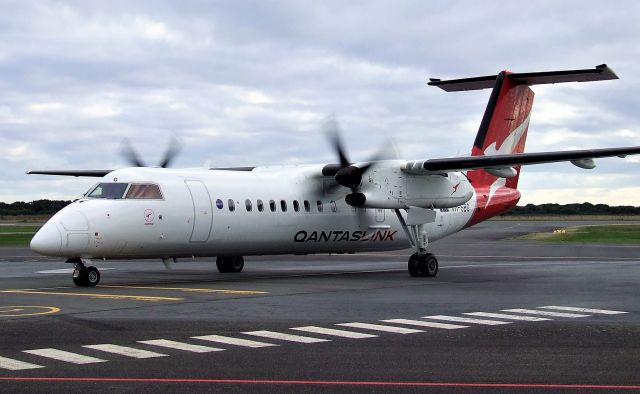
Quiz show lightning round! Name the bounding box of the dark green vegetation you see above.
[500,202,640,216]
[0,200,70,217]
[0,225,41,246]
[519,224,640,244]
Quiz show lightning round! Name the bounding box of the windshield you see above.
[125,184,163,199]
[87,183,129,199]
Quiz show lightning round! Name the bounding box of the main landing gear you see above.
[394,209,439,278]
[67,258,101,287]
[216,256,244,273]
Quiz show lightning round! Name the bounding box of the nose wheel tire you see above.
[72,265,101,287]
[408,253,438,278]
[216,256,244,273]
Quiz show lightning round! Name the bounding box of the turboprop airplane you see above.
[28,64,640,287]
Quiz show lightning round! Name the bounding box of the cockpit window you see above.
[125,184,163,199]
[87,183,129,199]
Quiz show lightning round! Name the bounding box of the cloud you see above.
[0,0,639,205]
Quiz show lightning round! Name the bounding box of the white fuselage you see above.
[31,164,477,260]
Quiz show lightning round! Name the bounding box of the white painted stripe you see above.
[502,308,589,318]
[83,344,167,359]
[137,339,224,353]
[0,356,43,370]
[539,306,628,315]
[336,322,423,334]
[24,348,107,364]
[244,331,330,343]
[291,326,377,339]
[382,319,468,329]
[422,315,511,325]
[192,335,277,348]
[464,312,550,321]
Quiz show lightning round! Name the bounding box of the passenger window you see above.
[269,200,276,212]
[87,183,128,199]
[228,199,235,212]
[245,199,252,212]
[280,200,287,212]
[330,201,337,212]
[304,200,310,212]
[257,199,264,212]
[317,200,323,212]
[293,200,300,212]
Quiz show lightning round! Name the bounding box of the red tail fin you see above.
[467,71,534,189]
[427,65,618,225]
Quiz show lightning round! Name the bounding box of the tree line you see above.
[1,200,640,216]
[0,200,71,216]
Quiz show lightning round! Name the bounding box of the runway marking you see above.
[291,326,378,339]
[422,315,511,325]
[0,356,43,371]
[539,306,628,315]
[2,377,640,390]
[83,344,167,359]
[99,285,268,295]
[192,335,277,348]
[0,289,183,302]
[336,322,423,334]
[0,306,60,318]
[137,339,224,353]
[37,268,116,274]
[502,308,590,318]
[243,331,330,343]
[464,312,550,321]
[23,349,107,364]
[381,319,468,329]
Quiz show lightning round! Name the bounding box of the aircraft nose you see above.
[30,221,62,255]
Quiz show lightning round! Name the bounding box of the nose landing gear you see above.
[67,258,101,287]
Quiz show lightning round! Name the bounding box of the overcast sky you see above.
[1,0,640,205]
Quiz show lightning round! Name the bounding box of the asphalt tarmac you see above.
[1,220,639,393]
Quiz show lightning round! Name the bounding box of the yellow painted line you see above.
[0,290,182,302]
[0,306,60,317]
[99,285,268,295]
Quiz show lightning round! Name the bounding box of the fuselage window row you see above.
[224,199,335,213]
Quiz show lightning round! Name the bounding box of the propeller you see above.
[119,136,183,168]
[322,117,387,204]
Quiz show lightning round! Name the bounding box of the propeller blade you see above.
[323,117,350,168]
[119,139,146,167]
[158,135,183,168]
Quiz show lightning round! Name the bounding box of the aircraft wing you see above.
[403,146,640,174]
[27,170,113,177]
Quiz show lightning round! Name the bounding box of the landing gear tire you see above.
[408,253,438,278]
[216,256,244,273]
[72,263,100,287]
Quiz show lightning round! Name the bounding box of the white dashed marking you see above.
[83,344,167,359]
[23,348,107,364]
[465,312,550,321]
[502,309,589,318]
[0,356,44,370]
[138,339,225,353]
[244,331,330,343]
[422,315,511,325]
[291,326,377,339]
[192,335,277,348]
[381,319,468,329]
[336,322,423,334]
[539,306,628,315]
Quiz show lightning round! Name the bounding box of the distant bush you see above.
[500,202,640,216]
[0,200,71,216]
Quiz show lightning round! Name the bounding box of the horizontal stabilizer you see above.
[428,64,618,92]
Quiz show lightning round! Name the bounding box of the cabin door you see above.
[185,180,213,242]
